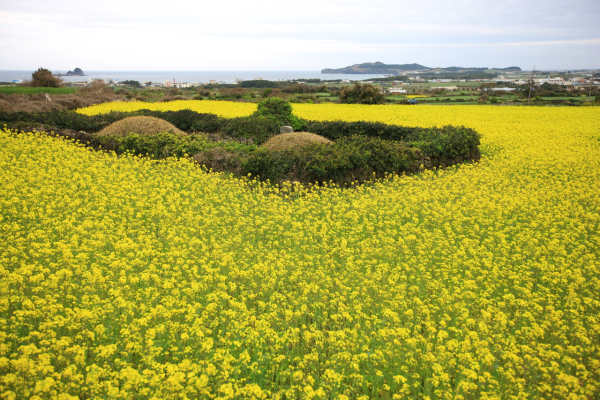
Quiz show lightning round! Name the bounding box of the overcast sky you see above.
[1,0,599,71]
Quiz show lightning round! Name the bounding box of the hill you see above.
[322,62,521,74]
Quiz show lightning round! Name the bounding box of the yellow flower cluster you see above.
[77,100,256,118]
[406,95,428,98]
[1,104,600,399]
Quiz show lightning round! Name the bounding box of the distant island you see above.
[322,62,521,74]
[54,68,85,77]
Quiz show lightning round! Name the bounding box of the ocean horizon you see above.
[0,70,389,84]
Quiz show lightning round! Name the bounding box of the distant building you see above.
[209,80,217,85]
[388,88,407,95]
[431,86,459,91]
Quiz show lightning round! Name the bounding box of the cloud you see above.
[1,0,599,70]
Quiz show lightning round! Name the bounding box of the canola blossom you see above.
[77,100,256,118]
[1,105,600,399]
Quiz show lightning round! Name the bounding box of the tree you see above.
[479,82,498,92]
[339,83,385,105]
[252,98,305,131]
[262,88,273,98]
[30,68,62,88]
[121,80,141,87]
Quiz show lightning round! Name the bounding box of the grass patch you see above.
[0,86,77,95]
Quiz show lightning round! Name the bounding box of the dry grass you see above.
[261,132,332,151]
[0,91,126,113]
[98,116,185,136]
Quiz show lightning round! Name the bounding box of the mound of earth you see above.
[262,132,332,151]
[98,116,185,136]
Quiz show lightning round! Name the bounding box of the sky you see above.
[1,0,599,71]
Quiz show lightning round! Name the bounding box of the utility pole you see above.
[589,70,596,101]
[527,66,535,105]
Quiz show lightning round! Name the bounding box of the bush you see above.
[220,116,280,144]
[137,109,219,132]
[339,83,385,105]
[405,125,480,158]
[96,132,208,158]
[29,68,63,88]
[252,98,306,131]
[304,120,418,141]
[242,135,421,185]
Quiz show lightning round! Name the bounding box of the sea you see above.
[0,70,388,84]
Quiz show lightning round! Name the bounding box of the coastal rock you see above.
[66,68,84,76]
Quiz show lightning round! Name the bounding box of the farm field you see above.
[540,96,584,101]
[0,86,77,95]
[77,99,257,118]
[1,104,600,399]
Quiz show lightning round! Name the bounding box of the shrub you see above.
[252,98,306,131]
[29,68,63,88]
[405,125,480,158]
[262,132,332,151]
[99,116,185,136]
[193,148,242,173]
[137,109,214,132]
[96,132,208,158]
[339,83,385,105]
[220,116,280,145]
[242,135,421,185]
[304,120,418,142]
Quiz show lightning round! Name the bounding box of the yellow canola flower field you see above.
[77,99,256,118]
[2,104,600,400]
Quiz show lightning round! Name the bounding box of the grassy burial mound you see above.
[98,116,185,136]
[261,132,332,151]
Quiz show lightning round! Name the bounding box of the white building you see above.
[388,88,407,95]
[430,86,459,91]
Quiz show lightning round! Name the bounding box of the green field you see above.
[0,86,77,95]
[540,96,584,101]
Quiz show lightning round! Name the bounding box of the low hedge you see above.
[1,104,481,185]
[88,132,256,159]
[304,120,479,159]
[0,109,480,158]
[230,135,422,185]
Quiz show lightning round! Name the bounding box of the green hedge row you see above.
[239,136,422,185]
[90,132,256,160]
[44,130,429,185]
[0,108,480,158]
